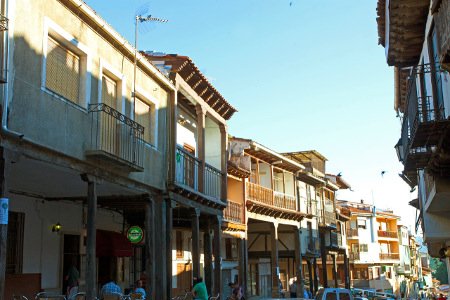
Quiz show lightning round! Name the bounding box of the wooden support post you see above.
[332,254,338,287]
[81,174,97,300]
[307,259,313,296]
[213,215,222,297]
[167,90,177,184]
[204,224,213,295]
[191,208,201,279]
[144,196,155,300]
[238,237,248,295]
[294,227,305,297]
[344,253,350,289]
[155,196,167,300]
[313,258,319,294]
[320,231,328,288]
[166,199,173,299]
[0,147,7,300]
[271,223,280,298]
[219,124,227,200]
[196,105,205,193]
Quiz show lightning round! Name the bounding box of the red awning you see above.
[96,230,133,257]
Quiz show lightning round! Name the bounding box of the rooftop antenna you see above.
[132,6,168,118]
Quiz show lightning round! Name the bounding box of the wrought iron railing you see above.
[330,232,343,248]
[88,103,144,168]
[377,230,398,239]
[224,201,244,224]
[175,146,200,191]
[204,163,223,199]
[379,253,400,260]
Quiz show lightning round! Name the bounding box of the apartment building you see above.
[0,0,178,299]
[376,0,450,285]
[284,152,351,292]
[338,200,401,294]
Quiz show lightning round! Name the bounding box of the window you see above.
[176,231,183,259]
[357,219,366,229]
[6,212,24,274]
[359,244,368,252]
[42,18,90,107]
[135,97,155,145]
[46,36,80,104]
[339,292,351,300]
[101,74,118,109]
[326,291,337,300]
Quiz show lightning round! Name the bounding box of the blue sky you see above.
[84,0,417,229]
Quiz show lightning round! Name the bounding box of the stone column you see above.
[294,227,305,297]
[191,208,201,279]
[271,222,280,298]
[213,215,222,297]
[81,174,97,300]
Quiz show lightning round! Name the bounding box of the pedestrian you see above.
[229,281,244,300]
[192,277,208,300]
[289,278,297,298]
[100,278,122,299]
[65,260,79,297]
[133,279,146,299]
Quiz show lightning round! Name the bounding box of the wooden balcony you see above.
[379,253,400,260]
[174,146,225,204]
[224,200,244,224]
[347,228,358,238]
[329,232,344,249]
[349,252,360,261]
[435,0,450,71]
[377,230,398,239]
[245,182,305,221]
[306,237,320,256]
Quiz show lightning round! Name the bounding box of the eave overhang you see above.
[377,0,430,67]
[246,200,309,222]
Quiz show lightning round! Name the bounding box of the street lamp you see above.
[133,14,168,110]
[394,138,405,163]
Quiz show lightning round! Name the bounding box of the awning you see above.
[96,230,133,257]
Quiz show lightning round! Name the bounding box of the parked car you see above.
[315,288,354,300]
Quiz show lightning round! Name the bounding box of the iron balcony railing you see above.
[377,230,398,239]
[330,232,343,248]
[399,63,446,167]
[245,182,297,212]
[379,253,400,260]
[223,200,244,224]
[319,198,337,227]
[175,146,224,200]
[88,103,144,168]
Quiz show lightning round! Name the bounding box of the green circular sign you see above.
[127,226,144,243]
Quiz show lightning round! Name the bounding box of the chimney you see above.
[360,199,364,204]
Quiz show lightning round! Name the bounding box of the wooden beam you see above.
[191,208,201,279]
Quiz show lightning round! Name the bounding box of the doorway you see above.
[62,234,80,295]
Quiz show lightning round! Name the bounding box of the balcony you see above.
[349,252,360,261]
[379,253,399,260]
[224,200,244,224]
[347,228,358,238]
[423,172,450,213]
[329,232,344,249]
[245,182,297,211]
[0,12,7,84]
[175,146,224,201]
[397,64,449,173]
[86,103,144,172]
[306,237,320,256]
[377,230,398,239]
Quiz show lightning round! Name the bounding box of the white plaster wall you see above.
[8,193,123,290]
[258,163,271,189]
[205,117,221,169]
